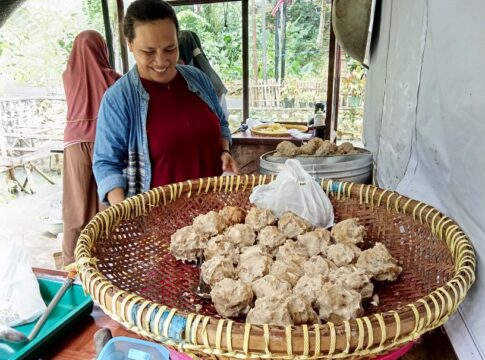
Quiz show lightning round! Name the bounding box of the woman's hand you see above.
[221,151,240,175]
[107,187,125,206]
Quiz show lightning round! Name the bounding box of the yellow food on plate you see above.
[262,123,288,133]
[251,123,308,137]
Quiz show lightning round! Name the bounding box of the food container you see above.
[97,336,170,360]
[75,176,475,359]
[260,149,373,184]
[0,276,93,360]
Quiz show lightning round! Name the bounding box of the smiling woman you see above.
[93,0,239,207]
[127,19,179,84]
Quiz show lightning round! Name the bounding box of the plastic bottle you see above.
[314,101,326,138]
[314,109,324,127]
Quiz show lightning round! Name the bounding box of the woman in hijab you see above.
[62,30,121,267]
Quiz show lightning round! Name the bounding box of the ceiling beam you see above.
[167,0,239,5]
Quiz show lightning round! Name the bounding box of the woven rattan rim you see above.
[75,175,476,359]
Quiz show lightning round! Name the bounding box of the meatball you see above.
[170,225,207,262]
[225,223,257,248]
[201,256,236,287]
[211,278,253,318]
[326,242,361,267]
[275,141,300,157]
[219,206,246,226]
[245,207,277,232]
[204,234,239,265]
[293,274,327,304]
[297,227,331,257]
[336,142,355,155]
[193,211,226,237]
[251,275,292,299]
[356,242,402,281]
[278,211,312,239]
[269,259,303,287]
[331,218,366,245]
[246,295,293,326]
[257,226,287,253]
[237,250,273,283]
[315,282,363,322]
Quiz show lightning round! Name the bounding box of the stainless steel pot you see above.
[259,148,373,184]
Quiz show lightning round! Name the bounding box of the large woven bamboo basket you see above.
[75,175,476,359]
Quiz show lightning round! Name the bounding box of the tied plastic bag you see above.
[0,234,46,327]
[249,159,334,228]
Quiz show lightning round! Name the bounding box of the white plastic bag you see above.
[288,129,312,140]
[250,159,334,228]
[0,234,46,327]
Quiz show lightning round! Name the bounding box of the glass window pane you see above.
[337,52,366,145]
[0,0,105,96]
[248,0,330,125]
[173,2,243,133]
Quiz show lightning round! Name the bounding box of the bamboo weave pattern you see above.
[76,175,475,359]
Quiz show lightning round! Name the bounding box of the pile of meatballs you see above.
[170,206,402,326]
[275,139,359,157]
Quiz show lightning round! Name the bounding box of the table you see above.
[31,269,457,360]
[232,130,310,174]
[0,141,62,194]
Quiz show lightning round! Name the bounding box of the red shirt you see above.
[141,72,223,188]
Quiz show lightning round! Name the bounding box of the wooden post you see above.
[101,0,115,68]
[280,2,287,82]
[261,0,267,81]
[332,44,341,141]
[324,0,341,142]
[275,10,280,82]
[250,0,258,80]
[116,0,129,74]
[243,0,249,122]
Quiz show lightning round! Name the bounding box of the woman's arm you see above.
[93,91,129,205]
[221,138,239,174]
[107,187,125,205]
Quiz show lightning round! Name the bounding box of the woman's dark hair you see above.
[123,0,179,41]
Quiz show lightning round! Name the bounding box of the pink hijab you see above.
[62,30,121,145]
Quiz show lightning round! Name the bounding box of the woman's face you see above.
[128,18,179,83]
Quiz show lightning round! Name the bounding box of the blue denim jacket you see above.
[93,64,232,203]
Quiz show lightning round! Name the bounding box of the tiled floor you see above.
[0,168,459,359]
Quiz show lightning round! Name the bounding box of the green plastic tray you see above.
[0,277,93,360]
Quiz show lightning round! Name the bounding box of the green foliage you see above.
[242,0,330,80]
[282,1,330,78]
[176,3,243,81]
[83,0,105,33]
[177,10,210,32]
[1,0,334,94]
[341,56,366,100]
[338,107,363,139]
[0,0,103,90]
[174,0,331,83]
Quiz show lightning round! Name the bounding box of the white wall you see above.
[364,1,485,358]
